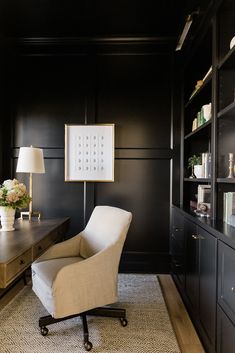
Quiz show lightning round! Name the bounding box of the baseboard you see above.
[119,251,170,273]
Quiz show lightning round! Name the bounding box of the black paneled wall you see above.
[7,41,173,272]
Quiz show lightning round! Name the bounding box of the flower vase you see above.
[0,206,16,231]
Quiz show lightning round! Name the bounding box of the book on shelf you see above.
[202,152,211,178]
[223,192,235,225]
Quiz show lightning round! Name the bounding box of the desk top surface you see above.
[0,218,70,263]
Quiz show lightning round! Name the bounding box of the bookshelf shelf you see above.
[217,178,235,183]
[184,120,211,140]
[184,178,211,182]
[185,73,212,109]
[218,45,235,70]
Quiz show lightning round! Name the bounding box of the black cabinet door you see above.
[217,305,235,353]
[218,241,235,324]
[185,218,199,313]
[199,227,217,353]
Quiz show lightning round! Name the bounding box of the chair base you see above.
[39,307,127,351]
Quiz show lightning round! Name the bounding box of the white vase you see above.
[194,165,204,178]
[0,206,16,231]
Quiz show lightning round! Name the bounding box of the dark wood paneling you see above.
[96,54,172,149]
[95,159,171,254]
[6,41,173,272]
[13,55,87,148]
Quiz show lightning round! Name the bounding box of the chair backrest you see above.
[80,206,132,259]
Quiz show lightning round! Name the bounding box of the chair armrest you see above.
[34,232,83,263]
[53,242,123,316]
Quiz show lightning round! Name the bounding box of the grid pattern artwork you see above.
[65,124,114,181]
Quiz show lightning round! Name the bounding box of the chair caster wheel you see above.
[84,341,93,351]
[40,326,49,336]
[120,318,128,327]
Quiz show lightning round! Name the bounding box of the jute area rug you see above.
[0,274,180,353]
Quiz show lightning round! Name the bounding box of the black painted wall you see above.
[0,0,179,272]
[1,39,173,273]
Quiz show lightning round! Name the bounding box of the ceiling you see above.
[0,0,204,39]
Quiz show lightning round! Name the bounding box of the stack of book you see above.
[223,192,235,226]
[202,152,211,178]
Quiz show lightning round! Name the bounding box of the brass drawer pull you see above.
[192,234,204,240]
[19,259,25,265]
[231,287,235,292]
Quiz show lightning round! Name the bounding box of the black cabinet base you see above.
[120,251,170,273]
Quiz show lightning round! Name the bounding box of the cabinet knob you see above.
[19,259,25,265]
[175,263,182,268]
[38,246,42,251]
[231,287,235,292]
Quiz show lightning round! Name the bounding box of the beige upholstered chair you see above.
[32,206,132,351]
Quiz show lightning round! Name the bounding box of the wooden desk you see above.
[0,218,70,288]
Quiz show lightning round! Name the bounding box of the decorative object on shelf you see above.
[227,153,234,178]
[223,192,235,225]
[188,155,202,178]
[197,111,202,127]
[195,184,211,217]
[65,124,114,182]
[194,164,204,178]
[16,146,45,220]
[190,200,197,211]
[192,118,197,131]
[201,103,212,122]
[189,80,203,100]
[0,179,31,231]
[230,36,235,50]
[189,66,212,101]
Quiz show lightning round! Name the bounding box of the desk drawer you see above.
[218,241,235,324]
[6,249,31,284]
[33,229,61,259]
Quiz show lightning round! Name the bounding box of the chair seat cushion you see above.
[32,256,85,317]
[32,256,84,288]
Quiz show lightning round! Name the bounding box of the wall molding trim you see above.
[5,36,176,55]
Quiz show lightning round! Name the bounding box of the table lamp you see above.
[16,146,45,220]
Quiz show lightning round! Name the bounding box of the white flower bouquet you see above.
[0,178,31,209]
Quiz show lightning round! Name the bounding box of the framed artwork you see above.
[65,124,115,182]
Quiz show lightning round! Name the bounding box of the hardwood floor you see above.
[159,275,205,353]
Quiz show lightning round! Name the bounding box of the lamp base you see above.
[19,211,41,221]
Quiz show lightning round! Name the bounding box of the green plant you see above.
[188,155,202,168]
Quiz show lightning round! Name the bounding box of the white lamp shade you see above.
[16,147,45,174]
